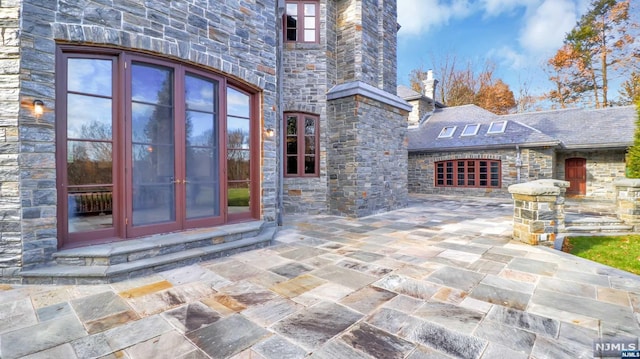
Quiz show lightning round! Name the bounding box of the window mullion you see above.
[298,115,305,176]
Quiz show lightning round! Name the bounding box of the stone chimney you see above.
[421,70,438,103]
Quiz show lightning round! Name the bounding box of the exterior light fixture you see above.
[265,127,275,138]
[33,100,44,117]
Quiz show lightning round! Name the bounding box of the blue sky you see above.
[396,0,596,102]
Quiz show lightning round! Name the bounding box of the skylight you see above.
[438,126,456,138]
[487,120,507,134]
[461,124,480,136]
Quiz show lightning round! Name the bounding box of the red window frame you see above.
[435,159,501,188]
[55,45,260,248]
[284,1,320,43]
[284,112,319,177]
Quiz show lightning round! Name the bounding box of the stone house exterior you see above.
[407,103,636,199]
[0,0,410,283]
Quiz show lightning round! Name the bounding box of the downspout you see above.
[276,0,285,226]
[516,145,522,183]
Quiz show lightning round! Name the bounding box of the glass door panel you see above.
[130,63,176,226]
[185,74,219,220]
[65,58,114,234]
[226,87,251,216]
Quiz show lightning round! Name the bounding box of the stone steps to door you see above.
[563,216,634,234]
[20,221,276,284]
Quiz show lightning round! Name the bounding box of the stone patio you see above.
[0,195,639,358]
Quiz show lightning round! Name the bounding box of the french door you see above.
[126,60,225,237]
[57,48,257,248]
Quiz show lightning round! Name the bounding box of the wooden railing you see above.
[69,192,113,215]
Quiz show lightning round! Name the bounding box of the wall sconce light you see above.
[33,100,44,118]
[264,127,275,138]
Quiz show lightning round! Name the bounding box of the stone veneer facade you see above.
[408,147,556,197]
[0,0,409,279]
[0,0,279,278]
[409,147,627,199]
[556,150,627,199]
[283,0,410,217]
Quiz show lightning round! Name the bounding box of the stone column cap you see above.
[327,81,412,112]
[508,179,568,195]
[614,178,640,188]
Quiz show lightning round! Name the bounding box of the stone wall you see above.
[0,1,21,280]
[281,0,336,215]
[327,94,408,217]
[524,147,555,180]
[336,0,397,92]
[407,97,431,127]
[509,179,568,245]
[284,0,403,216]
[8,0,278,272]
[556,150,626,199]
[614,179,640,230]
[408,147,558,197]
[327,0,408,217]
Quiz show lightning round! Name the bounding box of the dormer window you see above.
[285,1,319,43]
[438,126,456,138]
[488,120,507,134]
[461,124,479,136]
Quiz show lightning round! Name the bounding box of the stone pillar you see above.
[327,0,411,217]
[508,180,569,245]
[327,83,410,217]
[0,1,22,281]
[614,178,640,230]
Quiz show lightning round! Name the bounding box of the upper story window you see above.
[488,120,507,134]
[438,126,456,138]
[461,124,480,136]
[285,113,319,176]
[285,1,319,43]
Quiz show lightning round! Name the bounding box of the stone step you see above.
[53,221,265,266]
[562,225,634,233]
[20,225,276,284]
[565,217,626,227]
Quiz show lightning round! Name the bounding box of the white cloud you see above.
[487,45,527,70]
[480,0,540,17]
[397,0,473,37]
[518,0,578,55]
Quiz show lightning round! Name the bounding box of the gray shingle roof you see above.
[505,105,636,149]
[397,85,423,100]
[408,104,559,152]
[408,104,637,152]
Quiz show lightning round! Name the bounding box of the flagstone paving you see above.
[0,194,639,358]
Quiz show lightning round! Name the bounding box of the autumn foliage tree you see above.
[619,71,640,104]
[409,58,516,114]
[546,0,637,108]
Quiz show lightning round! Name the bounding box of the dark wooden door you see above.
[565,158,586,196]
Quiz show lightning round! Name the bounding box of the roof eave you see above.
[561,143,632,150]
[408,141,560,153]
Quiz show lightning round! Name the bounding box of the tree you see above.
[619,71,640,104]
[409,58,516,114]
[545,44,592,108]
[626,99,640,178]
[546,0,636,108]
[475,79,516,115]
[409,65,430,93]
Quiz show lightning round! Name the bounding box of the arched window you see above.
[56,46,259,247]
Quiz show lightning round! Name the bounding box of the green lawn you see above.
[228,188,249,207]
[562,235,640,275]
